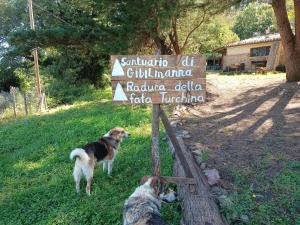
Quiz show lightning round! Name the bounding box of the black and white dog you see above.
[123,176,177,225]
[70,127,130,195]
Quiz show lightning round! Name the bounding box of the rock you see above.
[194,155,203,165]
[279,89,286,96]
[200,162,207,170]
[203,169,220,186]
[211,186,228,197]
[181,130,189,135]
[189,145,197,150]
[170,120,179,128]
[182,134,191,139]
[253,193,264,202]
[192,149,202,156]
[240,214,249,223]
[207,164,213,169]
[188,108,201,116]
[172,109,181,117]
[217,195,233,208]
[176,105,187,112]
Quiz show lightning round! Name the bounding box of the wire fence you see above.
[0,87,47,121]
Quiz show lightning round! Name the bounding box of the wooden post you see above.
[43,93,48,111]
[28,0,41,98]
[151,49,162,176]
[23,92,28,115]
[10,87,17,118]
[152,104,160,176]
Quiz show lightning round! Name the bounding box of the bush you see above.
[46,80,94,107]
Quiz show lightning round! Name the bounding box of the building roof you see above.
[226,33,281,47]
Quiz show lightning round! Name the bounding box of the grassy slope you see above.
[0,89,180,225]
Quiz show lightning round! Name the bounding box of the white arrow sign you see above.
[113,82,128,101]
[112,59,125,77]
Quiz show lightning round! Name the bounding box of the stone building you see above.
[212,33,285,72]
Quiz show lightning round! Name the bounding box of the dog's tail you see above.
[70,148,90,163]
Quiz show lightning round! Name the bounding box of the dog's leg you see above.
[103,160,107,172]
[82,163,94,196]
[108,160,113,176]
[73,162,82,193]
[84,169,93,196]
[86,175,93,196]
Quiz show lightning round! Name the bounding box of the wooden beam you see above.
[173,136,229,225]
[160,176,195,185]
[151,104,160,176]
[159,108,193,178]
[161,107,228,224]
[28,0,42,98]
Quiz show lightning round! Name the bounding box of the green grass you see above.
[0,89,180,225]
[222,161,300,225]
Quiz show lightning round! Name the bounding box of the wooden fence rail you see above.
[159,107,228,225]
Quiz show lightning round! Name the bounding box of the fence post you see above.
[23,92,29,115]
[10,87,17,118]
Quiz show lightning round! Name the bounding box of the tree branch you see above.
[168,19,181,54]
[180,10,206,53]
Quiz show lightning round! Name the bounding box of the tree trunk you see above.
[272,0,300,82]
[153,36,172,55]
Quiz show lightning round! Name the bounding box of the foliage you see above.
[181,15,239,53]
[0,56,32,92]
[233,3,277,40]
[0,0,244,102]
[0,90,181,225]
[104,0,242,54]
[286,0,295,28]
[13,68,32,92]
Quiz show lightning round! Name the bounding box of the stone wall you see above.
[222,53,251,71]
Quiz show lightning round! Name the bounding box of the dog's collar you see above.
[100,137,119,149]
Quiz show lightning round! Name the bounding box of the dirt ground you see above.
[180,73,300,184]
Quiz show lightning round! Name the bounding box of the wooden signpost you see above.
[111,55,206,105]
[111,54,206,176]
[110,55,227,225]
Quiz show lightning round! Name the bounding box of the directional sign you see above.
[111,55,206,104]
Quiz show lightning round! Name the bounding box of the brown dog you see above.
[70,127,130,195]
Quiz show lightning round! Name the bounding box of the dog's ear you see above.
[140,176,150,185]
[150,176,166,195]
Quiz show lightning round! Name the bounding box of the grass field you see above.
[0,89,180,225]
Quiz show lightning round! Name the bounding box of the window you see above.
[250,46,271,57]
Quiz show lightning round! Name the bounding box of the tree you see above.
[233,3,277,40]
[271,0,300,82]
[1,0,244,95]
[180,15,239,53]
[103,0,243,55]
